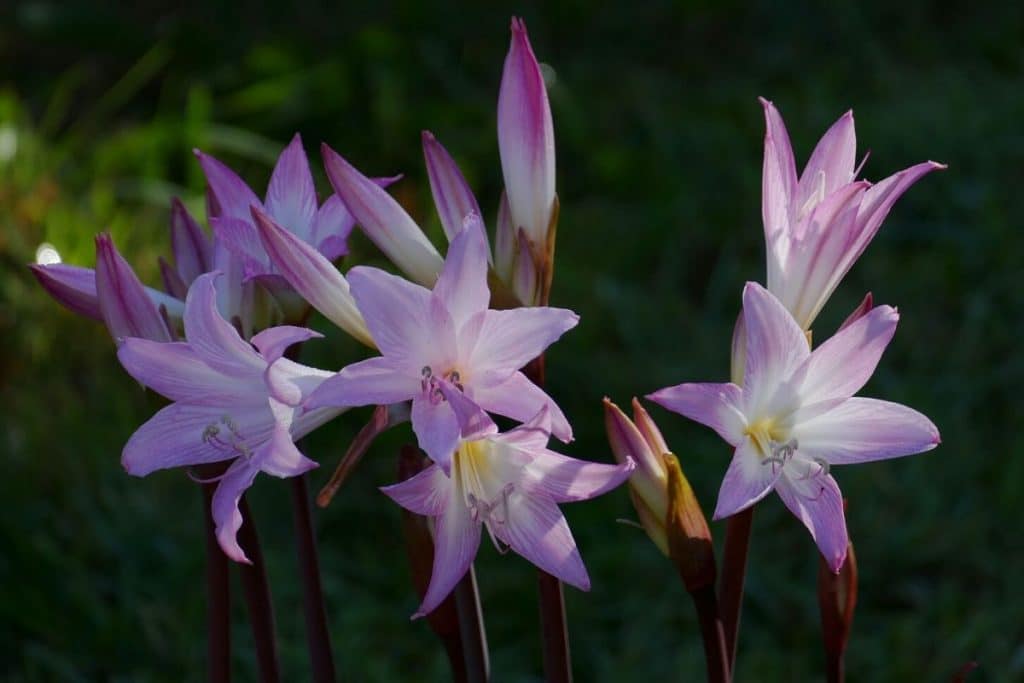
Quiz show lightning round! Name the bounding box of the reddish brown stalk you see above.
[317,404,391,507]
[236,496,281,683]
[817,512,858,683]
[718,507,754,671]
[196,463,231,683]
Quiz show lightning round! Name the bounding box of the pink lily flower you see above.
[649,282,939,570]
[382,391,633,618]
[117,272,341,562]
[306,215,578,467]
[759,98,945,330]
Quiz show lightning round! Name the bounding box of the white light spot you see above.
[35,242,61,265]
[0,126,17,163]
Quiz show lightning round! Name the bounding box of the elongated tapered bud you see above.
[498,17,555,252]
[29,263,104,321]
[422,131,486,247]
[169,197,213,285]
[321,143,443,287]
[664,453,715,592]
[95,234,173,343]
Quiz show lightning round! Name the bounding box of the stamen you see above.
[201,416,252,459]
[466,483,516,554]
[762,438,799,474]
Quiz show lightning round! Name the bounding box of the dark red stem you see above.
[718,507,753,672]
[237,496,281,683]
[199,473,231,683]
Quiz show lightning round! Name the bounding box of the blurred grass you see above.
[1,1,1022,680]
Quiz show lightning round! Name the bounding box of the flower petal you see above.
[194,149,263,221]
[759,97,798,257]
[212,459,260,563]
[775,461,848,571]
[95,234,173,343]
[437,381,498,441]
[741,282,810,411]
[305,356,417,409]
[411,395,461,469]
[264,133,317,243]
[122,402,274,476]
[118,339,258,404]
[522,449,633,503]
[184,273,263,375]
[468,307,579,379]
[646,382,746,446]
[29,264,103,321]
[495,492,590,591]
[799,305,898,404]
[414,496,481,619]
[380,463,451,516]
[253,206,374,347]
[258,423,318,477]
[251,325,322,364]
[712,438,779,520]
[211,217,271,279]
[422,131,486,244]
[311,194,355,261]
[794,397,940,465]
[321,144,443,286]
[470,371,573,443]
[797,110,857,205]
[433,213,490,329]
[494,191,515,280]
[170,197,213,285]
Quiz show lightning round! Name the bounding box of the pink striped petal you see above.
[434,213,490,329]
[422,131,486,244]
[470,371,572,443]
[251,325,322,364]
[524,449,634,503]
[411,395,461,469]
[118,339,258,405]
[29,264,103,321]
[194,149,262,221]
[306,356,417,409]
[837,292,873,333]
[211,459,260,563]
[264,133,317,242]
[414,497,480,618]
[184,273,263,375]
[759,97,798,251]
[797,110,857,205]
[212,217,271,279]
[170,197,213,284]
[741,282,810,409]
[495,492,589,591]
[258,424,318,478]
[468,306,578,379]
[713,438,779,520]
[647,382,746,446]
[95,234,172,343]
[380,463,451,516]
[776,461,848,572]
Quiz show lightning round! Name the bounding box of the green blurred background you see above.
[2,1,1021,680]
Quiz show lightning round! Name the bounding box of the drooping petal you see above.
[258,423,318,478]
[775,460,848,572]
[647,382,746,446]
[712,438,779,520]
[470,371,573,443]
[381,463,451,516]
[122,402,274,476]
[211,217,271,279]
[95,234,173,343]
[194,149,263,221]
[468,307,578,379]
[523,449,633,503]
[251,325,322,364]
[422,131,486,244]
[797,110,857,205]
[414,497,481,619]
[433,213,490,329]
[305,356,418,409]
[794,397,940,465]
[798,305,898,404]
[346,266,445,367]
[437,381,498,441]
[29,263,103,321]
[411,395,461,469]
[856,161,946,249]
[263,357,333,409]
[497,17,556,248]
[741,282,810,411]
[118,339,259,404]
[264,133,317,242]
[211,459,260,563]
[321,144,443,286]
[170,197,213,285]
[495,491,590,591]
[183,273,263,376]
[253,207,374,347]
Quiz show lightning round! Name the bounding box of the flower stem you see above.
[718,507,753,671]
[817,544,857,683]
[454,564,490,683]
[237,496,281,683]
[199,473,231,683]
[688,585,730,683]
[290,474,337,683]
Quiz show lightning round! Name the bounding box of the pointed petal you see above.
[422,131,486,244]
[434,213,490,329]
[211,459,260,563]
[799,305,898,404]
[470,371,573,442]
[346,266,439,365]
[258,423,318,477]
[251,325,322,364]
[494,190,515,279]
[794,397,940,465]
[523,449,633,503]
[837,292,873,333]
[253,206,374,347]
[469,306,579,378]
[306,356,418,408]
[184,273,263,375]
[29,263,103,321]
[264,133,317,242]
[159,257,189,300]
[95,234,172,343]
[122,402,274,476]
[381,463,451,516]
[415,498,481,618]
[118,339,258,404]
[321,144,443,286]
[311,194,355,261]
[495,406,553,452]
[498,17,556,247]
[776,462,848,571]
[856,161,946,244]
[647,382,746,446]
[194,149,262,221]
[759,97,798,255]
[212,217,271,279]
[437,381,499,440]
[741,282,810,410]
[170,197,213,284]
[496,492,590,590]
[713,438,779,519]
[797,110,857,203]
[412,395,461,469]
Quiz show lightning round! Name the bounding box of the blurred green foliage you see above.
[1,1,1022,680]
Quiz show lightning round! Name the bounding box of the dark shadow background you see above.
[1,1,1021,680]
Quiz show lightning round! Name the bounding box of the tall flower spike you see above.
[498,17,556,254]
[306,214,578,467]
[382,399,634,618]
[759,98,945,330]
[117,272,343,561]
[649,282,940,570]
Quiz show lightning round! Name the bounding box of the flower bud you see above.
[95,234,174,343]
[664,453,715,592]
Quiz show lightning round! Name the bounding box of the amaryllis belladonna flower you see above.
[649,282,939,570]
